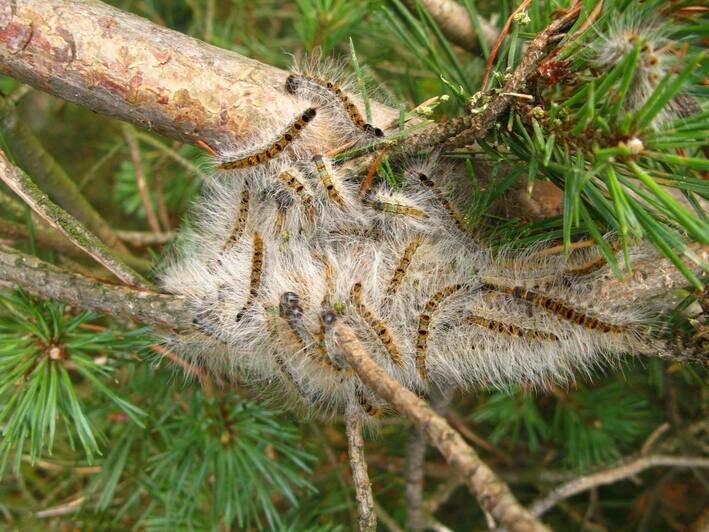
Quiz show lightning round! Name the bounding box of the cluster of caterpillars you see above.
[160,57,663,419]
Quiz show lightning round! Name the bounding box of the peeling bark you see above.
[0,0,396,153]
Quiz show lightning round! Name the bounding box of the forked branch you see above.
[334,324,549,532]
[529,454,709,517]
[0,150,152,289]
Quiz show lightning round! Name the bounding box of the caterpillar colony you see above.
[159,50,691,420]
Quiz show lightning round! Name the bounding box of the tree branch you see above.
[401,0,497,54]
[0,0,396,153]
[345,404,377,532]
[0,149,151,289]
[405,387,454,530]
[0,94,133,257]
[0,244,185,329]
[334,324,549,532]
[388,4,581,159]
[529,455,709,518]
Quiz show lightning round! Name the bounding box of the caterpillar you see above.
[464,314,560,342]
[363,196,428,219]
[386,237,422,296]
[415,172,468,233]
[235,233,264,322]
[279,291,338,370]
[285,73,383,138]
[350,283,403,366]
[480,282,628,334]
[355,388,381,417]
[218,108,316,170]
[416,284,464,380]
[313,155,346,207]
[277,170,316,221]
[222,189,251,252]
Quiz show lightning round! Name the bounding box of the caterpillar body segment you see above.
[285,70,384,139]
[235,233,265,322]
[350,282,403,366]
[464,314,560,342]
[312,155,346,207]
[480,281,630,334]
[218,107,317,170]
[416,284,464,381]
[222,189,251,252]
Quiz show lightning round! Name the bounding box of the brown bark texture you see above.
[0,0,396,153]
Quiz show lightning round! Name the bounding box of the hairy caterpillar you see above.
[312,155,346,207]
[480,282,628,334]
[235,233,264,322]
[222,189,251,252]
[286,74,383,138]
[350,282,403,366]
[218,108,317,170]
[386,237,422,296]
[464,314,560,342]
[158,40,686,419]
[416,284,464,380]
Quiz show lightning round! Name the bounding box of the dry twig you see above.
[0,244,185,329]
[0,94,132,257]
[387,4,581,159]
[345,404,377,532]
[0,150,151,289]
[529,455,709,518]
[123,124,162,233]
[334,324,549,532]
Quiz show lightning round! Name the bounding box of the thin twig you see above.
[345,404,377,532]
[482,0,532,89]
[36,497,85,518]
[334,324,549,532]
[0,150,152,289]
[123,125,162,233]
[387,4,581,159]
[116,229,175,247]
[0,94,133,257]
[405,387,454,530]
[405,427,427,530]
[447,411,514,465]
[529,455,709,518]
[374,500,405,532]
[0,244,185,329]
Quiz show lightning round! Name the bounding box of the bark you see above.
[335,324,549,532]
[346,405,377,532]
[0,149,151,289]
[0,243,187,329]
[0,0,396,153]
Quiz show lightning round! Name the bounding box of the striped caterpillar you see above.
[159,44,687,420]
[218,108,316,170]
[286,73,383,138]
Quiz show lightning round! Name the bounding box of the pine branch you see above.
[0,244,186,329]
[0,94,135,259]
[529,455,709,518]
[345,404,377,532]
[0,0,397,153]
[334,324,549,532]
[0,150,152,289]
[400,0,498,54]
[387,3,581,159]
[405,387,453,530]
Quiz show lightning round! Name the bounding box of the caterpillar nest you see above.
[159,55,670,420]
